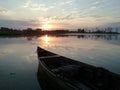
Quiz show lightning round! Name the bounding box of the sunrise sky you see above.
[0,0,120,30]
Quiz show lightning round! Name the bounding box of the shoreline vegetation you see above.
[0,27,119,36]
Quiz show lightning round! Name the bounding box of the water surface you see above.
[37,34,120,74]
[0,37,41,90]
[0,34,120,90]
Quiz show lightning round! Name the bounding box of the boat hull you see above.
[37,46,120,90]
[37,59,78,90]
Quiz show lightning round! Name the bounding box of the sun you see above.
[42,23,52,30]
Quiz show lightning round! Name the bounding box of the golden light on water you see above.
[44,35,50,43]
[38,35,51,47]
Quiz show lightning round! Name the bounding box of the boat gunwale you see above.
[37,47,95,89]
[38,56,86,90]
[37,46,120,90]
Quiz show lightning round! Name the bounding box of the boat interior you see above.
[37,47,120,90]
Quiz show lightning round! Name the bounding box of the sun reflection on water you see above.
[42,35,51,47]
[44,35,50,42]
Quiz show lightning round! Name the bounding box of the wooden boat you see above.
[37,46,120,90]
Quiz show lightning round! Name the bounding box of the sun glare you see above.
[42,23,52,30]
[44,35,50,43]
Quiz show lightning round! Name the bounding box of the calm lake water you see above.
[0,34,120,90]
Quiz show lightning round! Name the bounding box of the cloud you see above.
[23,0,74,12]
[92,0,108,5]
[102,22,120,27]
[44,10,80,21]
[92,1,101,6]
[23,1,54,11]
[88,0,108,11]
[0,6,7,13]
[89,15,102,18]
[57,0,73,6]
[50,14,74,21]
[53,0,73,5]
[0,6,15,20]
[90,6,97,9]
[0,19,40,29]
[115,16,120,19]
[50,13,102,21]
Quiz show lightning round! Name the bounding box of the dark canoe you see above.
[37,46,120,90]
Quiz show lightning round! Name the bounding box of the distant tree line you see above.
[42,30,69,34]
[77,27,119,34]
[0,27,42,36]
[0,27,119,36]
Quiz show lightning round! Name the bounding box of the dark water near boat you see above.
[0,34,120,90]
